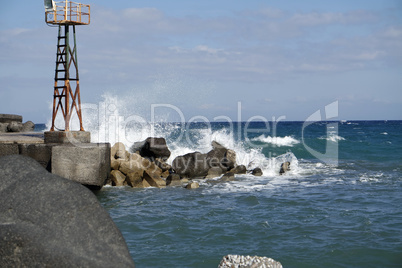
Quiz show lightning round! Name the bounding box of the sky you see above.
[0,0,401,123]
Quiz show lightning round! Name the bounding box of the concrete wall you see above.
[0,135,110,188]
[0,143,19,157]
[51,143,110,187]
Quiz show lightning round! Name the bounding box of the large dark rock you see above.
[206,141,236,171]
[0,155,135,268]
[251,167,263,176]
[172,152,209,178]
[130,137,171,160]
[172,141,238,179]
[230,165,247,174]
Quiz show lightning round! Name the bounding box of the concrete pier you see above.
[0,132,110,189]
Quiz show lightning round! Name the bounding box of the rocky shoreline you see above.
[106,137,283,189]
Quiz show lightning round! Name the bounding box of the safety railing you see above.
[45,1,90,25]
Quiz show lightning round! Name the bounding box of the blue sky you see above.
[1,0,401,123]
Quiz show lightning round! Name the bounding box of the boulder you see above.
[0,155,135,267]
[140,157,163,177]
[119,158,143,175]
[126,170,145,188]
[166,174,182,186]
[221,172,235,181]
[205,166,225,179]
[279,161,291,175]
[185,181,199,189]
[111,158,124,170]
[172,152,209,178]
[230,165,247,174]
[154,158,171,171]
[161,170,170,178]
[22,121,35,132]
[143,170,166,188]
[111,142,129,160]
[7,121,23,132]
[206,141,236,171]
[172,141,238,179]
[225,149,237,169]
[130,137,171,160]
[251,167,263,176]
[110,170,126,186]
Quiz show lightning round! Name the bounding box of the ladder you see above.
[51,24,84,131]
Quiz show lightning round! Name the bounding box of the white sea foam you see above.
[65,93,331,192]
[251,135,300,147]
[319,134,345,142]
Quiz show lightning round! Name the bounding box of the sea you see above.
[35,119,402,267]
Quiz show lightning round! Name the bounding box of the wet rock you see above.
[221,172,235,181]
[205,166,225,179]
[126,170,145,188]
[110,170,126,186]
[224,149,237,170]
[119,159,142,176]
[111,158,124,170]
[111,142,129,160]
[230,165,247,174]
[154,158,171,171]
[206,141,236,171]
[143,170,166,188]
[185,181,199,189]
[0,155,135,268]
[279,161,290,175]
[251,167,263,176]
[130,137,171,160]
[172,141,238,179]
[166,174,181,186]
[172,152,209,179]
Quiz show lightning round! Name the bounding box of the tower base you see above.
[44,131,90,144]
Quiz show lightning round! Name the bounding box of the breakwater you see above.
[0,114,110,189]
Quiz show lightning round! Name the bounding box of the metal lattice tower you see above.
[44,0,90,131]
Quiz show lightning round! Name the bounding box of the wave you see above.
[319,134,345,142]
[57,93,339,183]
[251,135,300,147]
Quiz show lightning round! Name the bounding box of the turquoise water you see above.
[95,121,402,267]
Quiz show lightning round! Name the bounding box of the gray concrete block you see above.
[51,143,110,187]
[18,143,53,171]
[0,143,19,157]
[44,131,91,144]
